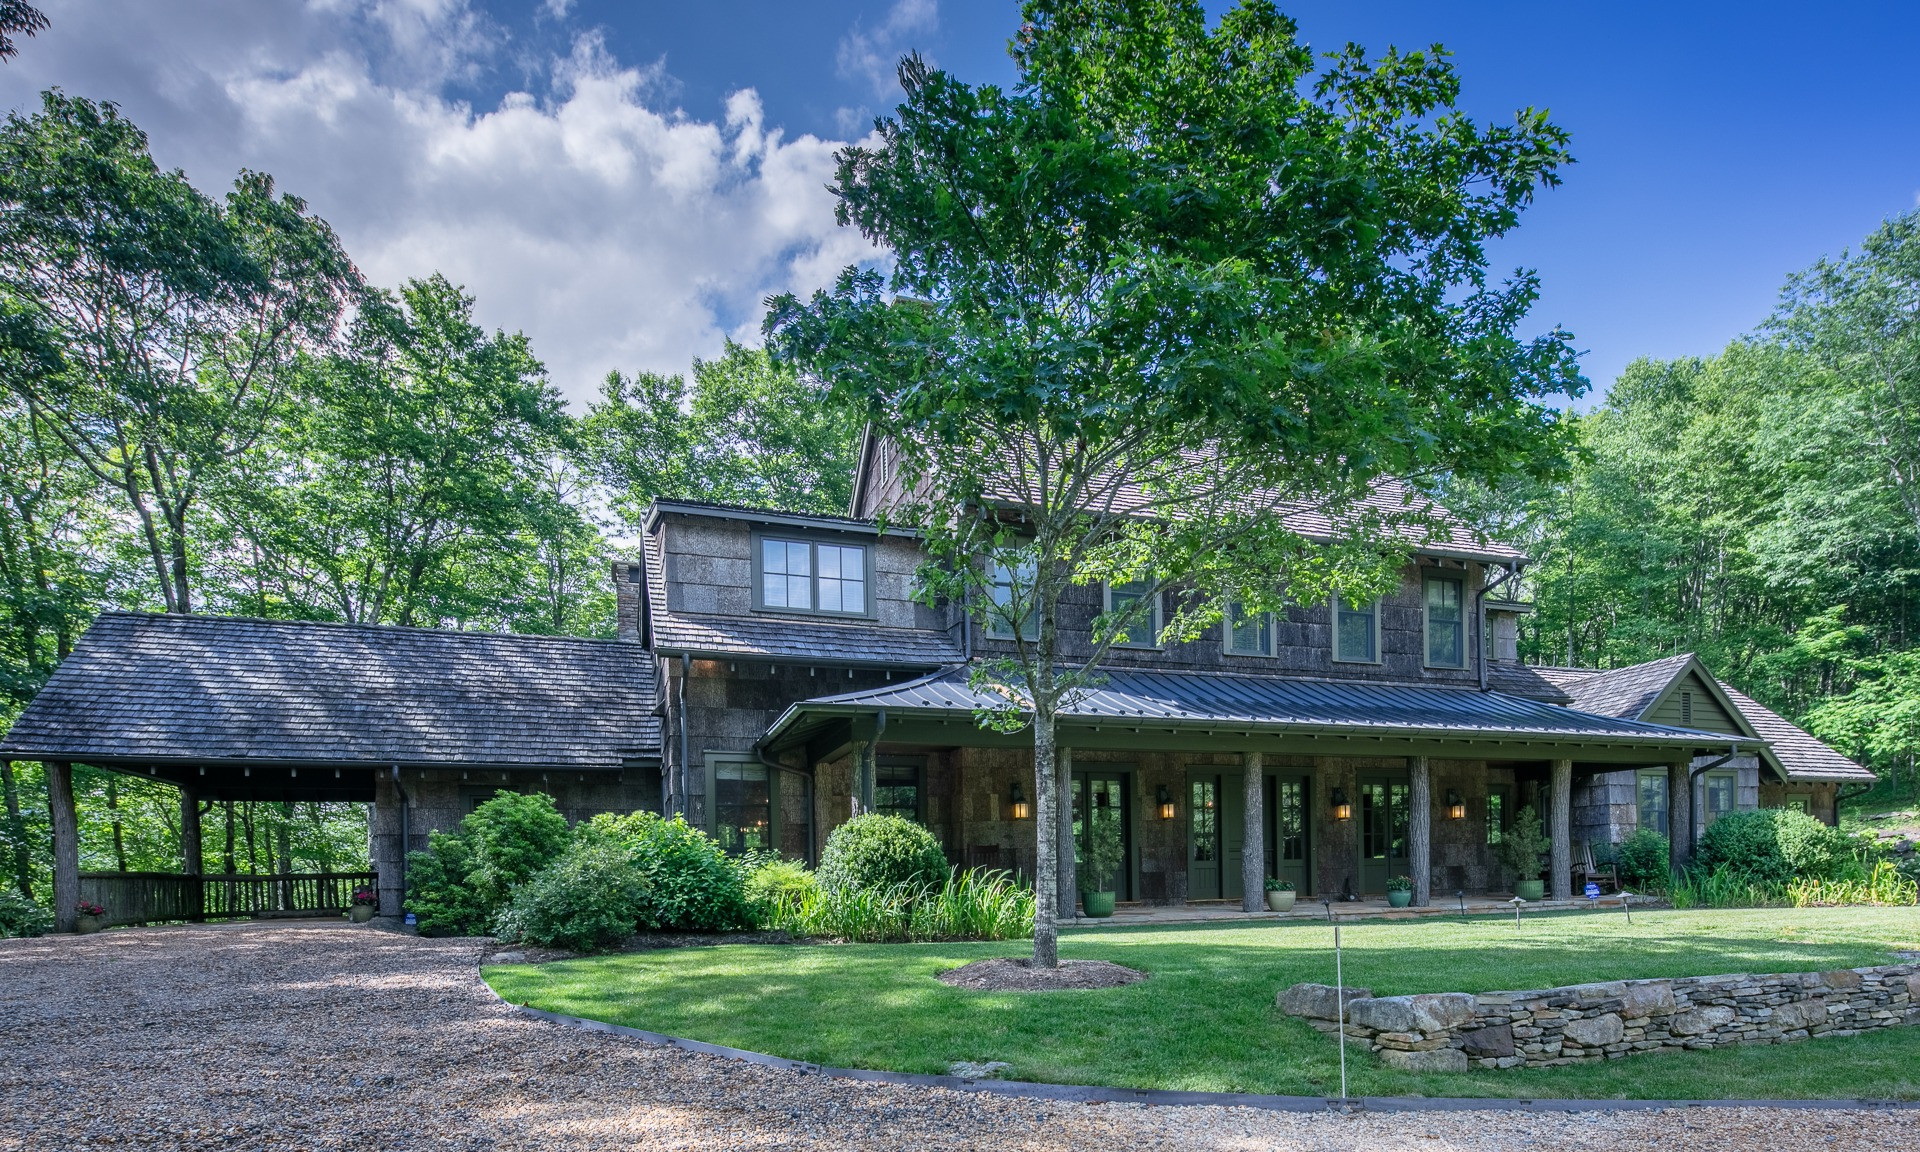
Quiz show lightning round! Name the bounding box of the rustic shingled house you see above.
[0,440,1874,925]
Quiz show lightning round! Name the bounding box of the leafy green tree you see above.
[0,92,358,613]
[580,340,860,521]
[0,2,46,61]
[211,275,575,627]
[769,0,1580,965]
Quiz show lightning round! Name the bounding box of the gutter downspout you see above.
[677,653,692,821]
[1476,561,1520,692]
[391,765,410,916]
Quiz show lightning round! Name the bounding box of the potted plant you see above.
[1264,877,1296,913]
[1385,875,1414,908]
[74,901,106,935]
[1497,804,1550,901]
[347,886,378,923]
[1079,816,1125,918]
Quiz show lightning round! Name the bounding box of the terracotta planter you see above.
[347,904,375,924]
[1514,879,1545,902]
[1080,890,1116,918]
[1386,890,1413,909]
[1265,890,1296,913]
[74,914,104,935]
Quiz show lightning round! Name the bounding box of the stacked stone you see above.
[1279,963,1920,1073]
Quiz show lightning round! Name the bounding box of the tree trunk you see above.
[242,802,258,874]
[223,801,237,874]
[1241,751,1265,913]
[1056,746,1076,919]
[1668,759,1693,877]
[1031,705,1060,969]
[179,789,202,876]
[1549,758,1572,901]
[1,761,32,899]
[1408,755,1431,907]
[47,762,78,932]
[107,775,127,872]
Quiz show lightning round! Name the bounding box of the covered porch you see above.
[758,666,1765,909]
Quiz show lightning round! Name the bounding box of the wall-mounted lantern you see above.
[1009,782,1031,821]
[1330,787,1352,821]
[1157,785,1176,821]
[1447,789,1467,821]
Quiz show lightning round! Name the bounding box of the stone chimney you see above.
[613,560,645,642]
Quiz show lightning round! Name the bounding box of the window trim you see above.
[1332,594,1383,665]
[1422,572,1468,669]
[705,752,779,856]
[750,532,876,619]
[1223,600,1278,658]
[1636,768,1670,838]
[1103,580,1163,650]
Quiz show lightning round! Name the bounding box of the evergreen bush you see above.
[404,791,570,936]
[581,812,756,931]
[1612,827,1671,891]
[1697,808,1843,887]
[495,839,651,953]
[405,830,489,936]
[816,813,949,895]
[0,891,52,938]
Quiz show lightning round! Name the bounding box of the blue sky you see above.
[5,2,1917,404]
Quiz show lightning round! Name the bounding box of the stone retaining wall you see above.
[1279,964,1920,1072]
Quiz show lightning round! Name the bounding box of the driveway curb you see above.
[487,984,1920,1114]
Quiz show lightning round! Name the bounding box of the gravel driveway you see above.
[0,923,1908,1150]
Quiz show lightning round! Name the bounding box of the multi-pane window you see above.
[875,760,922,823]
[758,537,868,615]
[1189,779,1218,863]
[1226,601,1274,656]
[1637,770,1670,838]
[1704,771,1736,828]
[987,558,1038,640]
[1424,574,1465,667]
[1105,580,1160,647]
[1276,780,1306,863]
[1335,596,1380,663]
[713,760,772,854]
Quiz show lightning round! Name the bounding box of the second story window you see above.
[1334,596,1380,663]
[1104,580,1161,648]
[1225,601,1274,656]
[757,537,868,616]
[987,558,1038,640]
[1423,573,1465,668]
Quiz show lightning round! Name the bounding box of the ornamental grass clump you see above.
[765,868,1034,943]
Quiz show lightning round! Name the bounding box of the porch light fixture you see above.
[1009,782,1031,821]
[1446,790,1466,820]
[1330,787,1352,821]
[1157,786,1176,821]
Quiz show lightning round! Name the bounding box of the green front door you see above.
[1073,770,1132,901]
[1358,773,1409,895]
[1266,775,1310,892]
[1189,771,1246,901]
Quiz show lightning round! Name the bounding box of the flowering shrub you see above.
[350,887,378,907]
[75,901,105,917]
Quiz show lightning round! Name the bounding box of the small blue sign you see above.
[1584,882,1601,900]
[404,912,418,926]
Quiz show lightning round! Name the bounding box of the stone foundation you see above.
[1280,964,1920,1070]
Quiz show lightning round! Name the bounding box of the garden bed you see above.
[483,906,1920,1100]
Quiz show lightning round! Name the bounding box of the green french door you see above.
[1189,771,1246,901]
[1072,770,1133,901]
[1266,775,1310,892]
[1358,772,1410,895]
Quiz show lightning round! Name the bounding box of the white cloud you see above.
[837,0,936,100]
[0,0,881,405]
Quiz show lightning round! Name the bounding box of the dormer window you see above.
[1334,595,1380,663]
[756,536,869,616]
[1104,580,1162,648]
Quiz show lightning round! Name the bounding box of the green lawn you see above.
[483,906,1920,1100]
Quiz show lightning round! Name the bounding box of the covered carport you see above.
[1,612,662,929]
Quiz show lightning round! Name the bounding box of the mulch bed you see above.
[936,956,1147,991]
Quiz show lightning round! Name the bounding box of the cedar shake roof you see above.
[763,664,1751,750]
[0,613,660,769]
[1532,655,1874,784]
[640,529,964,666]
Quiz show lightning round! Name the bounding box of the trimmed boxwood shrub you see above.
[1697,808,1844,887]
[495,840,651,952]
[1612,828,1670,891]
[817,813,949,895]
[580,812,756,931]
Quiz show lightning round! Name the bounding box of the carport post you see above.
[1408,755,1431,907]
[47,761,79,933]
[1668,758,1693,877]
[1549,758,1573,901]
[180,788,202,876]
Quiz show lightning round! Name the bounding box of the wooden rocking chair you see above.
[1573,840,1619,895]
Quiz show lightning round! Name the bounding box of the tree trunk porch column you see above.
[1550,758,1573,901]
[1241,751,1264,913]
[1669,758,1693,877]
[1409,754,1431,906]
[48,761,80,933]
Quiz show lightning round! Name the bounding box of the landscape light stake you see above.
[1457,888,1467,920]
[1620,890,1633,926]
[1510,894,1524,930]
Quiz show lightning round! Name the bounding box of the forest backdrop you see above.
[4,79,1920,902]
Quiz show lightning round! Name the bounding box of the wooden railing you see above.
[78,871,378,927]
